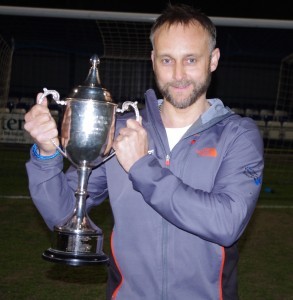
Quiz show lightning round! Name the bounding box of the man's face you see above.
[151,23,219,109]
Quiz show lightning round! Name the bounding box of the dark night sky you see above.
[0,0,292,64]
[0,0,292,20]
[0,0,292,103]
[0,0,292,68]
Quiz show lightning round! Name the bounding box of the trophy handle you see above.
[116,101,140,122]
[37,88,67,157]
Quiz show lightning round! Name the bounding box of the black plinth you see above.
[42,248,109,266]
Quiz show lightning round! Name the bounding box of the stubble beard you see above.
[156,70,212,109]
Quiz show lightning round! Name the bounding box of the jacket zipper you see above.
[162,154,170,300]
[165,154,170,166]
[148,112,170,300]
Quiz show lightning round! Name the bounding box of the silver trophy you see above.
[39,55,139,266]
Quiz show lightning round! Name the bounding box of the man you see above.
[24,4,264,299]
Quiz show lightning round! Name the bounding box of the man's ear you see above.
[210,48,220,72]
[151,50,155,68]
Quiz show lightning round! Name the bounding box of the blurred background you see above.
[0,1,292,107]
[1,0,292,183]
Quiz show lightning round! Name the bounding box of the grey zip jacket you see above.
[26,89,264,300]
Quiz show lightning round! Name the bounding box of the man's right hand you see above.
[24,93,59,156]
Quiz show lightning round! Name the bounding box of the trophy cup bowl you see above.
[40,55,139,266]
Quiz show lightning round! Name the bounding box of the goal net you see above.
[96,20,154,104]
[264,53,293,186]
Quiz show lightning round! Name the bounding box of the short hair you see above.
[150,3,217,52]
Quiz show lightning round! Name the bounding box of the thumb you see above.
[36,92,48,106]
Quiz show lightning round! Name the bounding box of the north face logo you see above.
[196,147,217,157]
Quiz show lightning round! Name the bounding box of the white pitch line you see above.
[257,205,293,209]
[1,195,31,199]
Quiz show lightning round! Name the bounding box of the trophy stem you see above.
[42,165,109,266]
[75,165,91,228]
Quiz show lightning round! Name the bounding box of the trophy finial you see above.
[83,54,101,88]
[90,54,100,68]
[67,54,113,102]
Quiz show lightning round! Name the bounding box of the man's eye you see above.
[187,58,196,64]
[162,58,171,64]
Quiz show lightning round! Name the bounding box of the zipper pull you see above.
[165,154,170,166]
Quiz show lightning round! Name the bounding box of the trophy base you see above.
[42,248,109,266]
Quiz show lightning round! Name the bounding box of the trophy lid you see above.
[67,54,113,102]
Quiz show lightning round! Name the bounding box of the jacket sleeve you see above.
[25,147,108,230]
[129,120,264,247]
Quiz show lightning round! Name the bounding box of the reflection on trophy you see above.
[39,55,139,266]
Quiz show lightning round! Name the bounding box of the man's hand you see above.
[24,93,59,156]
[113,117,148,172]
